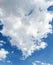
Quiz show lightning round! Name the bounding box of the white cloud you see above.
[0,0,53,59]
[0,48,9,60]
[33,60,52,65]
[0,40,6,46]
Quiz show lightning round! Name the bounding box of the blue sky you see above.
[0,0,53,65]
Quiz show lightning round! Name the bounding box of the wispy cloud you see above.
[32,60,52,65]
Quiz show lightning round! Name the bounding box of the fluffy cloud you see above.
[32,60,52,65]
[0,48,9,60]
[0,0,53,58]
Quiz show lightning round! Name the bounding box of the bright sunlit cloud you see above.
[0,48,9,61]
[0,0,53,59]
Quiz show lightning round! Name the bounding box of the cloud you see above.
[32,60,52,65]
[0,0,53,59]
[0,48,9,61]
[0,40,6,46]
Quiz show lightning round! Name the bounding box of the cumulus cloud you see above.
[0,48,9,60]
[0,0,53,58]
[32,60,52,65]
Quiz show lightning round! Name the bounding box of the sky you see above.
[0,0,53,65]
